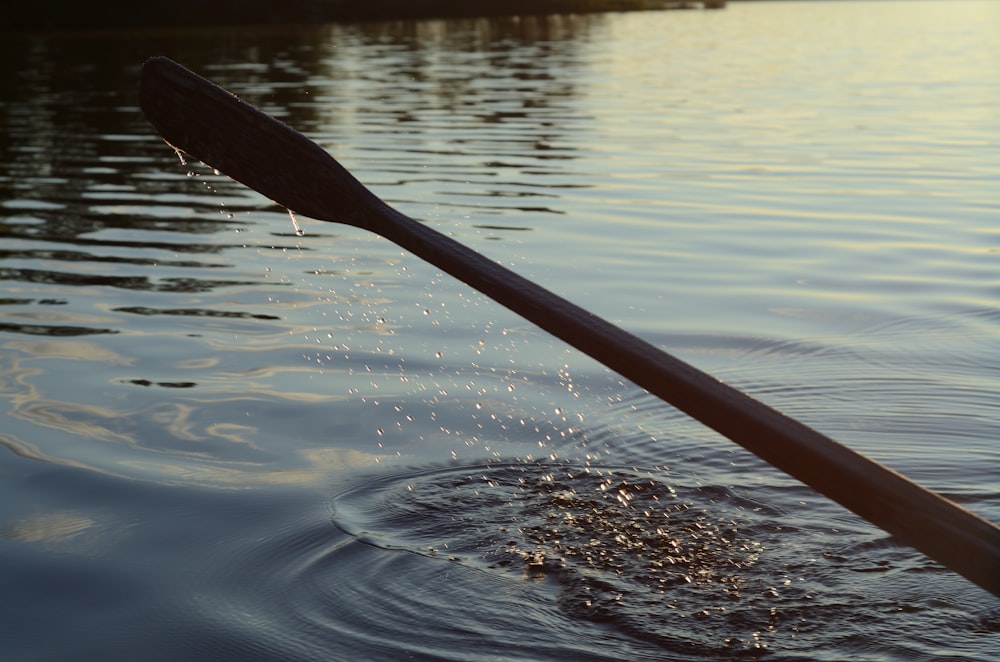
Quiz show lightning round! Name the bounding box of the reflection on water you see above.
[5,512,96,544]
[1,2,999,660]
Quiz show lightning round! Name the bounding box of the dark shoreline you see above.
[3,1,725,32]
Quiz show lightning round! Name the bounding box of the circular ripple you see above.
[177,460,999,660]
[331,460,800,655]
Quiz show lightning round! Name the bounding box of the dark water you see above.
[2,2,998,659]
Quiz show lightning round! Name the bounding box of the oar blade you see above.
[139,56,379,228]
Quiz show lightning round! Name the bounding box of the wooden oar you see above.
[139,56,1000,597]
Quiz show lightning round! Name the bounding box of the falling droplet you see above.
[173,148,187,166]
[287,209,304,236]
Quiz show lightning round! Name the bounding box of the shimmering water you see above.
[1,1,998,659]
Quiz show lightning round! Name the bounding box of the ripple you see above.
[323,462,822,656]
[310,459,999,659]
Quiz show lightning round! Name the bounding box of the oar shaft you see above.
[373,202,1000,597]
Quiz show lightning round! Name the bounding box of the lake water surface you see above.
[1,1,998,659]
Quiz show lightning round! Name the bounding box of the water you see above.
[1,1,998,659]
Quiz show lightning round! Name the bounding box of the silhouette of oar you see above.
[139,56,1000,596]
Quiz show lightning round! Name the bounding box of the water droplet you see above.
[287,209,304,236]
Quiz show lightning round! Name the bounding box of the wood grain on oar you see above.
[139,56,1000,596]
